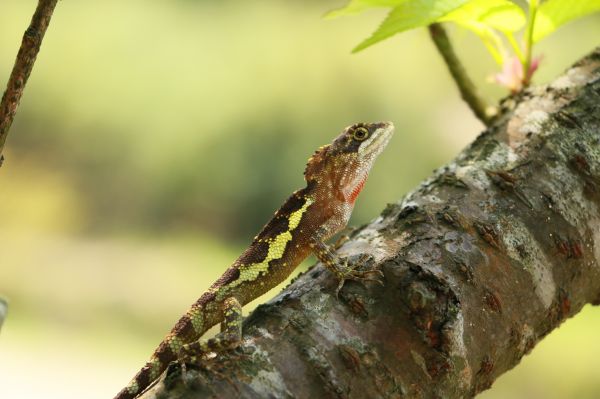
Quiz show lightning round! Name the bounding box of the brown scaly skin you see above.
[115,121,394,399]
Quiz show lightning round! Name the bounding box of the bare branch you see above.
[0,0,59,167]
[141,47,600,399]
[428,23,494,127]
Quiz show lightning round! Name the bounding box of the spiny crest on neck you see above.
[304,144,330,183]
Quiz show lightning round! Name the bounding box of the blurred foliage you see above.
[1,0,459,241]
[0,1,598,398]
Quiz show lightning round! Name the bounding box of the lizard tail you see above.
[114,298,210,399]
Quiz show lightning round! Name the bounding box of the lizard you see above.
[114,121,394,399]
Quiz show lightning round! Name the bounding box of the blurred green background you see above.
[0,1,598,398]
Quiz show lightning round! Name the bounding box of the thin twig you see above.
[0,0,59,167]
[428,23,493,126]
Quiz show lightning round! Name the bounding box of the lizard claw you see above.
[332,255,385,297]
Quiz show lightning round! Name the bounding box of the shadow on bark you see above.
[143,48,600,399]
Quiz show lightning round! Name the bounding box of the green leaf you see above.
[326,0,404,19]
[353,0,469,52]
[441,0,526,32]
[455,20,506,64]
[438,0,525,65]
[533,0,600,42]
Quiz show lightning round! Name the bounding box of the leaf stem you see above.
[522,0,539,87]
[428,23,493,126]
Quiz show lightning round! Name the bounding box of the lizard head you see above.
[305,121,394,204]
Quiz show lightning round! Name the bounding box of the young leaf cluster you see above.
[328,0,600,90]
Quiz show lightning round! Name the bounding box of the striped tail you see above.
[114,293,215,399]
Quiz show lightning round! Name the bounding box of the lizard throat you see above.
[346,173,368,204]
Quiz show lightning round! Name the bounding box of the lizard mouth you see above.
[359,121,394,159]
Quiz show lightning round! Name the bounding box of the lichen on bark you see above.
[143,48,600,399]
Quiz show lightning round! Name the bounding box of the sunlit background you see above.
[0,1,599,398]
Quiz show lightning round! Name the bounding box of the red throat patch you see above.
[347,174,368,204]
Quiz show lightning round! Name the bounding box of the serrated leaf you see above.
[533,0,600,42]
[353,0,469,52]
[326,0,404,19]
[441,0,526,32]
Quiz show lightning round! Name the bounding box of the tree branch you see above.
[0,0,59,167]
[428,23,493,127]
[141,48,600,398]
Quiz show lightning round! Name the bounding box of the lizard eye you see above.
[353,127,369,141]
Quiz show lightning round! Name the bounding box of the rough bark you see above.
[143,48,600,399]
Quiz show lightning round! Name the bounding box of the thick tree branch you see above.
[143,48,600,398]
[0,0,59,167]
[428,23,493,127]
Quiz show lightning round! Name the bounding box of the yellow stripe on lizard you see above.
[114,122,394,399]
[218,197,314,299]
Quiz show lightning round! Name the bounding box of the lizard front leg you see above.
[310,238,384,297]
[179,297,243,363]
